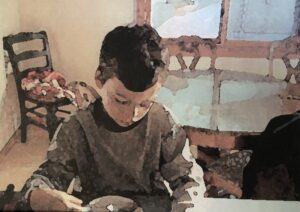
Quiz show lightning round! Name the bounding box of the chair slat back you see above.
[3,31,53,87]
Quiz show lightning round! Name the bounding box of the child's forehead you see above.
[106,77,160,100]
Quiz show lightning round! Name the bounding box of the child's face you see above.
[99,77,161,127]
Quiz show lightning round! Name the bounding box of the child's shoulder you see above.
[150,102,181,129]
[59,106,95,131]
[150,102,170,120]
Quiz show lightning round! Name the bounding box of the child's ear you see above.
[95,68,103,89]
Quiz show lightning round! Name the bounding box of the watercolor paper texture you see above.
[0,0,300,211]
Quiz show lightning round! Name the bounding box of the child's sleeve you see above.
[20,117,80,203]
[160,109,205,211]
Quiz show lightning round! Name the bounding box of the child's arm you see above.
[159,111,204,212]
[21,117,86,211]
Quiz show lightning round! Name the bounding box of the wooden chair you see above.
[3,31,71,143]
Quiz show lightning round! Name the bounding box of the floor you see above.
[0,125,49,191]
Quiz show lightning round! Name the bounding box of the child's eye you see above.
[115,98,127,105]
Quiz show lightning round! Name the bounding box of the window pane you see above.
[151,0,222,38]
[227,0,297,41]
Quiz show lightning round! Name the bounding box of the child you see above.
[20,24,202,211]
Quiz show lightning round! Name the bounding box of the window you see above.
[136,0,300,60]
[151,0,222,38]
[227,0,299,41]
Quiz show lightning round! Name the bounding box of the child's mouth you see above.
[119,120,133,127]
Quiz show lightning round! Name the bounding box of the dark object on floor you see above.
[0,184,17,211]
[3,31,71,143]
[253,164,297,200]
[0,185,30,211]
[242,111,300,200]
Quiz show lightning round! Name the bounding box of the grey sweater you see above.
[22,100,196,210]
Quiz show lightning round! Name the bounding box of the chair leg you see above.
[19,99,28,143]
[20,111,27,143]
[46,105,58,141]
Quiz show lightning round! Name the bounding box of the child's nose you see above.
[121,105,135,123]
[132,107,140,122]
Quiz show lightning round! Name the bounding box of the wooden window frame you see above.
[136,0,300,59]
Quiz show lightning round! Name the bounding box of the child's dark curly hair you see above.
[95,24,166,92]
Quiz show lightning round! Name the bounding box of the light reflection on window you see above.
[151,0,222,38]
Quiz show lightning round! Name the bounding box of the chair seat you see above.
[21,69,71,105]
[26,90,71,105]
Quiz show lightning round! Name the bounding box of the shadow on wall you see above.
[0,75,21,150]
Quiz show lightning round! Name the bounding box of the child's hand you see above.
[30,188,89,211]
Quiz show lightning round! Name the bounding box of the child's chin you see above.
[117,121,134,127]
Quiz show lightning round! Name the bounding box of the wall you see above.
[0,0,135,151]
[0,0,21,150]
[0,0,20,105]
[18,0,135,88]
